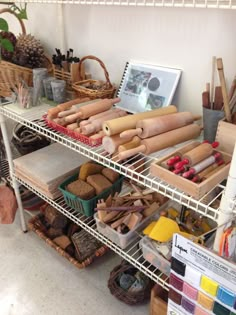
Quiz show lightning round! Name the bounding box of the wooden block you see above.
[110,214,129,229]
[127,212,143,230]
[143,202,160,217]
[98,210,107,221]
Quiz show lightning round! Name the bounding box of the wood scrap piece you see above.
[110,214,130,229]
[143,202,160,217]
[127,212,143,230]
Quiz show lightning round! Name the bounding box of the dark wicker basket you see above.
[28,213,109,269]
[108,261,153,305]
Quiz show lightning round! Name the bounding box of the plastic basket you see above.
[43,115,103,147]
[59,173,124,217]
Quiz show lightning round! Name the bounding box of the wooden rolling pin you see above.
[64,98,120,123]
[161,142,200,169]
[120,112,201,139]
[102,134,134,154]
[81,110,127,135]
[79,108,120,127]
[58,99,100,118]
[217,58,232,122]
[47,97,90,119]
[103,105,177,136]
[174,143,216,169]
[118,124,201,161]
[118,136,141,152]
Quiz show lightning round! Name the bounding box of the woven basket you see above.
[0,8,52,97]
[108,261,153,305]
[28,213,109,269]
[72,55,116,100]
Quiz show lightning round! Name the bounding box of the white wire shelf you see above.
[5,0,236,9]
[13,173,170,290]
[1,103,233,222]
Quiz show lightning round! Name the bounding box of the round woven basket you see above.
[108,261,153,305]
[0,8,52,97]
[72,55,116,100]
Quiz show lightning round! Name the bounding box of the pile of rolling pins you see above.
[101,106,202,160]
[46,97,127,140]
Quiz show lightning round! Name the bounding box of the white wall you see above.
[1,4,236,114]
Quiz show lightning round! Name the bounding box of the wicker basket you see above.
[53,62,85,91]
[0,8,52,97]
[108,261,153,305]
[72,55,116,100]
[28,213,109,269]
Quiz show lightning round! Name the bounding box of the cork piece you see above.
[87,174,112,195]
[79,162,104,181]
[102,168,120,183]
[66,179,95,200]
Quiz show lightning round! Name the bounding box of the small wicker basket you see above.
[108,261,153,305]
[0,8,52,97]
[72,55,116,100]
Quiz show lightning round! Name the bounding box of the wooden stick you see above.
[229,76,236,101]
[211,56,216,109]
[216,58,232,122]
[94,206,147,212]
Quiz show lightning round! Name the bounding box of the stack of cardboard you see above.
[13,143,88,199]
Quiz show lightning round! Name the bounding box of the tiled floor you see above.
[0,213,149,315]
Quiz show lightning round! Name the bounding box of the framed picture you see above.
[116,61,182,113]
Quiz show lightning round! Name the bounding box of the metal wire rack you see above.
[0,103,232,222]
[3,0,236,9]
[13,172,170,290]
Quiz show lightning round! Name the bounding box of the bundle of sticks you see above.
[202,56,236,123]
[95,182,168,233]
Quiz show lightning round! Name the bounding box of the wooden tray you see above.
[28,214,109,269]
[150,141,231,199]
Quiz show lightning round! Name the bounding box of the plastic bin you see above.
[59,173,124,217]
[140,236,171,276]
[94,201,169,249]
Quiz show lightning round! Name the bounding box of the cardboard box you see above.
[150,141,231,199]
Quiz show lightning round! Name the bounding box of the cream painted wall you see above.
[1,4,236,114]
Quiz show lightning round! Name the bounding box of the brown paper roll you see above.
[102,105,177,136]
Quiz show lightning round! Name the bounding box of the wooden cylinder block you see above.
[182,143,213,166]
[102,105,177,136]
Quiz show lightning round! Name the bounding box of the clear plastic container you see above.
[140,236,171,276]
[94,201,169,249]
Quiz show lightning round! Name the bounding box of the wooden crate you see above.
[150,141,231,199]
[150,284,168,315]
[216,120,236,155]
